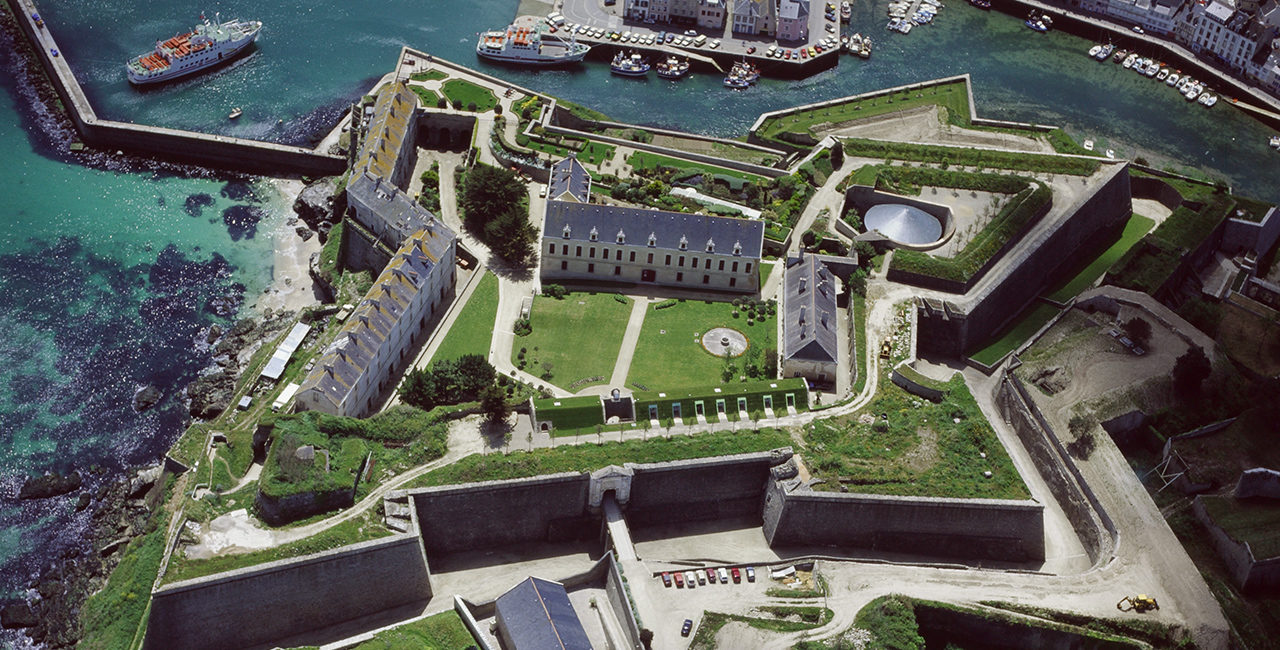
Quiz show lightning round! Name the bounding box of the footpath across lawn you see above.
[516,291,632,390]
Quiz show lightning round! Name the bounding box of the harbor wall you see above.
[7,0,345,176]
[760,480,1046,561]
[144,534,431,650]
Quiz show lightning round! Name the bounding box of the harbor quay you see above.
[988,0,1280,128]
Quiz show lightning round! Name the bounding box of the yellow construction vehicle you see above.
[1116,595,1159,612]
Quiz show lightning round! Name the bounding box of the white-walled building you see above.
[777,0,811,41]
[1105,0,1184,34]
[732,0,775,34]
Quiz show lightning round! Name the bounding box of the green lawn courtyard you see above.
[627,299,776,392]
[441,79,498,112]
[515,292,633,390]
[430,271,498,363]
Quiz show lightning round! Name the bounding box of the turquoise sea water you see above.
[0,0,1277,635]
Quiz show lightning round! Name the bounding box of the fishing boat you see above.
[126,13,262,85]
[840,1,852,22]
[610,51,650,76]
[655,56,690,79]
[1088,44,1102,58]
[1113,48,1128,63]
[476,21,590,66]
[1096,44,1114,60]
[228,107,242,119]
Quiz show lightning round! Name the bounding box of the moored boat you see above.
[610,51,650,76]
[1166,72,1180,86]
[1097,44,1114,60]
[126,13,262,85]
[477,21,590,66]
[1269,135,1280,150]
[1123,53,1137,69]
[228,107,242,119]
[1089,44,1102,58]
[840,1,852,22]
[1113,48,1128,63]
[655,56,690,79]
[1156,67,1169,81]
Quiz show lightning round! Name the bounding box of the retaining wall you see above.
[624,452,779,527]
[914,603,1144,650]
[761,481,1045,561]
[1191,497,1280,592]
[994,371,1115,565]
[917,164,1131,357]
[7,0,344,176]
[409,472,594,555]
[144,534,431,650]
[1223,208,1280,258]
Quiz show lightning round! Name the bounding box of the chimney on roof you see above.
[799,277,807,294]
[799,306,806,326]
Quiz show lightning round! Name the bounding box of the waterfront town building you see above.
[732,0,777,35]
[777,0,811,41]
[540,199,763,294]
[1177,0,1275,74]
[1104,0,1184,35]
[782,254,839,387]
[295,222,457,418]
[698,0,729,29]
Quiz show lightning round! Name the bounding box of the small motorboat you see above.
[1105,149,1116,159]
[1083,139,1095,151]
[228,107,242,119]
[1089,45,1102,58]
[1269,135,1280,150]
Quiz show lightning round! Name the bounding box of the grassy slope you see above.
[350,610,474,649]
[969,302,1062,367]
[1043,214,1155,304]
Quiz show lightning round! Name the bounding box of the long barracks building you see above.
[540,200,765,294]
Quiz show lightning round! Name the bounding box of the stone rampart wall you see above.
[409,473,594,555]
[144,534,430,650]
[761,481,1045,561]
[623,452,779,527]
[1191,497,1280,592]
[914,602,1144,649]
[994,372,1115,565]
[918,165,1131,356]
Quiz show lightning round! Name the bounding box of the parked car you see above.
[746,567,756,582]
[681,619,693,637]
[685,571,698,587]
[662,572,672,587]
[718,567,730,583]
[731,567,742,583]
[674,572,684,588]
[706,568,717,583]
[696,570,707,585]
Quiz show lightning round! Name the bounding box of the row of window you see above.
[557,260,739,286]
[548,242,752,274]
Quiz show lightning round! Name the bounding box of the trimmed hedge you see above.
[876,166,1032,195]
[841,137,1100,176]
[891,183,1052,283]
[532,396,605,431]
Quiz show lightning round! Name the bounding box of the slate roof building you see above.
[548,156,591,203]
[777,0,811,41]
[732,0,776,34]
[540,199,764,294]
[347,172,436,250]
[296,220,456,418]
[353,81,419,191]
[782,254,839,386]
[494,577,592,650]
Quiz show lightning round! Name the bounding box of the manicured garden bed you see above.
[441,79,497,112]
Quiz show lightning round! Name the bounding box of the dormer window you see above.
[563,224,572,239]
[648,232,657,247]
[679,236,688,251]
[617,229,626,244]
[589,227,599,242]
[706,239,715,253]
[733,240,742,256]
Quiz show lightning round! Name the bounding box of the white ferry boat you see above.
[476,22,589,66]
[126,14,261,85]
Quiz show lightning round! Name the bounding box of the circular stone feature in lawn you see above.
[701,327,748,357]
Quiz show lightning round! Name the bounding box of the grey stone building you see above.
[782,254,839,386]
[352,81,418,191]
[296,220,456,418]
[494,577,592,650]
[347,171,435,250]
[548,156,591,203]
[540,201,764,294]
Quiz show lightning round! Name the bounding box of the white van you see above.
[717,567,729,583]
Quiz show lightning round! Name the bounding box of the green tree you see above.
[829,139,844,169]
[479,384,509,423]
[460,164,536,263]
[1121,317,1152,348]
[1173,347,1211,397]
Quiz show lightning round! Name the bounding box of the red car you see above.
[706,568,717,583]
[674,572,684,588]
[731,567,741,583]
[661,572,672,587]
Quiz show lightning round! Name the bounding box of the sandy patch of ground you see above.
[251,179,324,315]
[712,620,785,650]
[827,106,1054,153]
[184,509,280,559]
[1133,198,1173,226]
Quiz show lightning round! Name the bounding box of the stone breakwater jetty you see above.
[6,0,345,176]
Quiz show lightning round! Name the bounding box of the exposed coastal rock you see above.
[129,465,163,498]
[296,225,315,241]
[187,369,237,419]
[293,177,337,231]
[18,471,82,500]
[132,385,163,412]
[1,603,38,629]
[206,323,223,344]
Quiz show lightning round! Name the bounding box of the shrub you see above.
[452,98,462,110]
[493,103,503,115]
[514,318,532,336]
[467,101,477,112]
[544,284,568,299]
[436,96,447,109]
